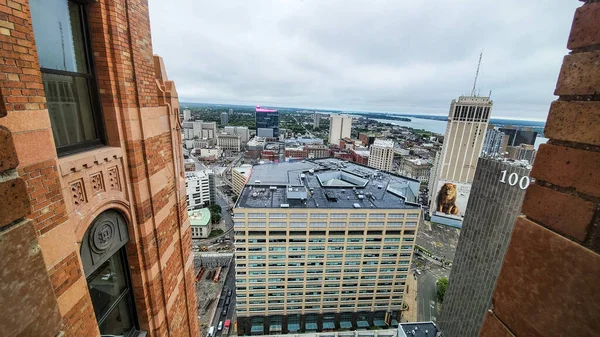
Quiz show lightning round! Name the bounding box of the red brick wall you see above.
[1,1,200,337]
[479,1,600,337]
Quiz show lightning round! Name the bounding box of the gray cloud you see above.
[148,0,578,120]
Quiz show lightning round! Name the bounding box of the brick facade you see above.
[479,1,600,336]
[0,1,199,337]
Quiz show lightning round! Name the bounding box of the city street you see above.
[416,260,449,323]
[210,264,236,337]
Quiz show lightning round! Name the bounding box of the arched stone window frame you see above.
[80,209,142,337]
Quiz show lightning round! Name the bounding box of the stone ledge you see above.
[58,146,123,177]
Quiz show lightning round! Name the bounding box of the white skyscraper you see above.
[183,109,191,121]
[428,95,492,226]
[368,139,395,172]
[328,114,352,145]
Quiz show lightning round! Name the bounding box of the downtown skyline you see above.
[148,0,578,120]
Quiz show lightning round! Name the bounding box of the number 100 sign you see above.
[499,170,531,190]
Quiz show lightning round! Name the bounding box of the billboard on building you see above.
[433,180,471,220]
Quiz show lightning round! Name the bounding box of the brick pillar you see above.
[479,1,600,337]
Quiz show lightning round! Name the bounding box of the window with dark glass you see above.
[30,0,104,154]
[80,210,139,337]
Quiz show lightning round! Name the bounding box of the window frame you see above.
[38,0,106,156]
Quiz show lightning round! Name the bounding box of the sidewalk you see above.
[402,273,418,322]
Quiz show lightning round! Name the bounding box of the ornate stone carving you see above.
[90,172,105,193]
[89,217,116,255]
[107,166,121,191]
[70,179,87,206]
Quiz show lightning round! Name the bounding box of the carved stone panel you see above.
[90,172,105,193]
[107,166,121,191]
[70,179,87,206]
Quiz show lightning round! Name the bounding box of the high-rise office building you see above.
[313,113,324,128]
[506,144,536,163]
[182,120,217,140]
[224,126,250,143]
[232,164,253,196]
[428,95,492,226]
[368,139,395,172]
[498,126,537,147]
[185,170,216,210]
[439,158,531,337]
[329,114,352,145]
[221,111,229,125]
[480,3,600,335]
[256,106,279,138]
[183,108,192,121]
[481,125,507,157]
[233,158,421,335]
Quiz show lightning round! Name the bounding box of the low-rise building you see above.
[398,157,433,184]
[189,208,212,239]
[182,120,217,140]
[353,149,370,165]
[196,147,222,160]
[217,133,242,152]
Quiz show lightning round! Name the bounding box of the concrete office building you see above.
[232,164,253,196]
[221,111,229,126]
[185,170,216,210]
[428,95,492,224]
[313,113,325,128]
[439,158,530,337]
[329,114,352,145]
[398,157,432,184]
[233,158,421,335]
[242,321,439,337]
[506,144,536,164]
[481,125,507,157]
[217,133,242,152]
[224,126,251,143]
[183,108,192,121]
[368,139,395,172]
[182,120,217,140]
[498,127,537,147]
[256,106,280,138]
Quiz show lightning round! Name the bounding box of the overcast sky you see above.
[148,0,578,120]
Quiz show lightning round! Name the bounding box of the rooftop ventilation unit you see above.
[280,204,289,208]
[254,180,261,184]
[269,186,277,190]
[353,203,361,208]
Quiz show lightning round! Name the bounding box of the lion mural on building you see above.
[437,183,459,215]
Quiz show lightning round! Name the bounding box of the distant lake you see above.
[373,117,548,150]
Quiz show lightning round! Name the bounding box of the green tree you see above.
[436,277,449,302]
[209,204,222,214]
[232,195,238,202]
[211,212,221,224]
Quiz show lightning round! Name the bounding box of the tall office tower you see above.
[498,126,538,146]
[313,113,322,128]
[506,144,537,164]
[221,111,229,125]
[439,158,531,337]
[183,108,192,121]
[480,3,600,336]
[329,114,352,145]
[233,158,421,335]
[256,106,280,138]
[481,125,507,157]
[368,139,395,172]
[428,95,492,226]
[185,170,216,210]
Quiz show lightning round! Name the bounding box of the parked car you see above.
[218,321,223,331]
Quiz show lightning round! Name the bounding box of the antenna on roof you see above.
[471,51,483,97]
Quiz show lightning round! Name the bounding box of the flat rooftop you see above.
[236,158,421,209]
